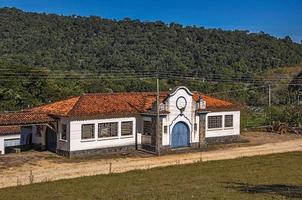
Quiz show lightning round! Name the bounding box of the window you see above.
[225,115,233,128]
[208,116,222,129]
[81,124,95,140]
[143,120,152,136]
[194,123,197,131]
[98,122,118,138]
[61,124,67,140]
[164,126,168,134]
[121,121,133,136]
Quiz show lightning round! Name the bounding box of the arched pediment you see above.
[169,86,193,97]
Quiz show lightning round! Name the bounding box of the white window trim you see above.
[120,135,134,139]
[207,115,223,130]
[80,139,96,143]
[97,136,119,141]
[79,118,136,142]
[207,114,235,131]
[97,122,119,139]
[207,127,224,131]
[224,115,234,130]
[81,124,95,141]
[120,121,134,137]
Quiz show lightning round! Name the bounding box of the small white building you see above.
[0,126,21,154]
[0,86,240,157]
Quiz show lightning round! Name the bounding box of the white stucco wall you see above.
[32,125,46,147]
[161,87,240,147]
[69,117,137,151]
[205,111,240,138]
[162,87,199,146]
[0,134,21,154]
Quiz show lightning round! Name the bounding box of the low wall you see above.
[205,135,240,144]
[58,145,136,158]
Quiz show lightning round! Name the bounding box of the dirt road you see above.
[1,137,302,189]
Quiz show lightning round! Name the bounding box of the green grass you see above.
[1,152,302,200]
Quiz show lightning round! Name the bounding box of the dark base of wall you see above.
[57,145,136,158]
[32,144,46,151]
[190,142,200,149]
[205,135,240,144]
[159,142,207,154]
[141,144,156,152]
[55,136,240,157]
[4,144,35,154]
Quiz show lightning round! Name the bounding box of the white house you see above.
[0,86,240,157]
[0,126,21,154]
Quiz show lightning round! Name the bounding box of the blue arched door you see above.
[171,122,190,148]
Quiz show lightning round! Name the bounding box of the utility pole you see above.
[268,84,272,107]
[156,66,161,156]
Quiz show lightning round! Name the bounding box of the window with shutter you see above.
[121,121,133,136]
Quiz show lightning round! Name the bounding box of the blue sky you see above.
[1,0,301,43]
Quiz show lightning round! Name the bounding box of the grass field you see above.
[1,152,302,200]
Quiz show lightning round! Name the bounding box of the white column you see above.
[0,138,5,154]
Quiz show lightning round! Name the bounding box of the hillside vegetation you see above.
[0,8,302,111]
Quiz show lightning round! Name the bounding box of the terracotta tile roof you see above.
[28,91,234,118]
[29,97,80,116]
[0,112,55,126]
[0,126,20,136]
[193,93,234,109]
[0,90,236,124]
[67,92,168,117]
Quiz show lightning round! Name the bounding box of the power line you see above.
[0,70,301,86]
[204,86,267,95]
[0,68,301,84]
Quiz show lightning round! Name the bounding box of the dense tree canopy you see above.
[1,8,302,75]
[0,7,301,111]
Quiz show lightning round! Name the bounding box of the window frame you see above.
[81,124,95,140]
[98,122,119,139]
[60,123,68,141]
[224,115,234,128]
[121,121,134,137]
[207,115,223,130]
[143,120,152,136]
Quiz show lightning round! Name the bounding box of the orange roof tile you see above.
[193,93,234,109]
[28,91,234,118]
[0,90,235,124]
[29,96,80,116]
[67,92,169,117]
[0,112,55,126]
[0,126,20,136]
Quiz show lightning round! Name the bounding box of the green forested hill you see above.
[1,7,302,76]
[0,7,301,111]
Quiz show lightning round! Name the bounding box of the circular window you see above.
[176,97,187,110]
